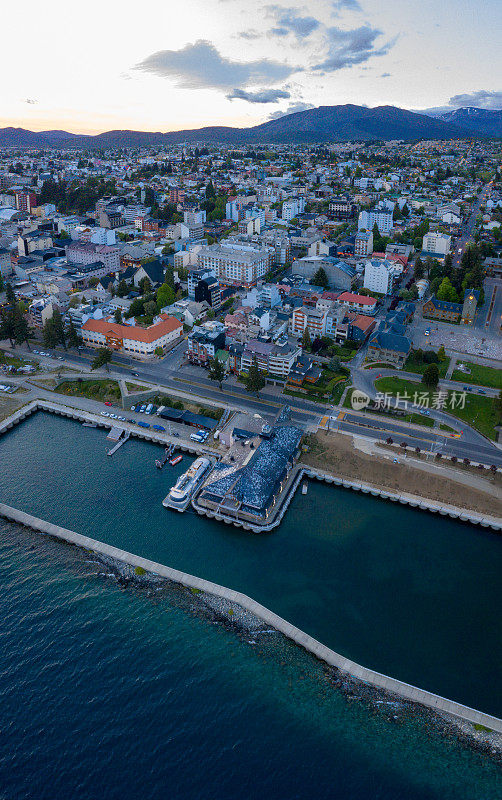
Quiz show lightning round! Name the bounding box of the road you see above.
[452,182,492,267]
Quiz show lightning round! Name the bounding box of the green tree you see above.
[208,357,225,390]
[0,311,15,345]
[66,318,81,349]
[91,347,113,372]
[437,345,446,362]
[139,277,152,295]
[5,283,16,307]
[205,180,215,198]
[244,357,266,396]
[422,363,439,389]
[494,389,502,423]
[116,279,129,297]
[414,257,424,280]
[437,277,458,303]
[13,308,32,348]
[301,328,312,351]
[311,267,329,290]
[114,308,123,324]
[156,282,176,311]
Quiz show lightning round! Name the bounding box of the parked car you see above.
[137,421,150,429]
[130,405,136,411]
[104,401,112,406]
[152,424,166,432]
[100,411,110,417]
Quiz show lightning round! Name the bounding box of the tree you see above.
[5,282,16,307]
[52,308,67,350]
[311,267,329,290]
[66,318,81,350]
[139,277,152,295]
[144,300,157,318]
[116,279,129,298]
[494,389,502,423]
[13,309,32,348]
[244,357,266,396]
[437,277,459,303]
[437,345,446,362]
[301,328,312,351]
[205,180,215,198]
[208,357,225,390]
[91,347,112,372]
[414,257,424,280]
[422,363,439,389]
[114,308,123,324]
[0,311,15,345]
[156,282,175,312]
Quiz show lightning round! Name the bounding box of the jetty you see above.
[107,430,130,456]
[155,444,175,469]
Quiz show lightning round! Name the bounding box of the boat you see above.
[167,457,211,506]
[301,483,308,495]
[170,454,182,466]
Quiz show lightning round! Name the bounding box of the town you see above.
[0,137,500,461]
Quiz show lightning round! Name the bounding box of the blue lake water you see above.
[1,521,501,800]
[0,412,502,798]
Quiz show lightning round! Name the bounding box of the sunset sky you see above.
[4,0,501,133]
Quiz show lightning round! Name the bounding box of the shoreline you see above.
[1,400,500,533]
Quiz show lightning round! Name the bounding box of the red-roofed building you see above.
[337,292,377,316]
[81,313,182,358]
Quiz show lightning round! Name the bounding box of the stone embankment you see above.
[0,501,501,734]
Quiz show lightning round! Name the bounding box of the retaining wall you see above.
[1,501,501,734]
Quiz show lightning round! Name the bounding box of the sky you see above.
[4,0,501,134]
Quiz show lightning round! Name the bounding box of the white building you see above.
[281,197,305,221]
[363,259,398,295]
[422,232,451,256]
[197,242,269,288]
[81,313,182,358]
[354,230,373,257]
[358,210,393,235]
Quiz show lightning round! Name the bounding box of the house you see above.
[240,338,301,378]
[422,296,462,322]
[133,259,165,289]
[187,322,226,364]
[366,331,412,368]
[337,291,377,316]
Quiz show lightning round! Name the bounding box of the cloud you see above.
[237,30,261,40]
[448,90,502,111]
[25,98,37,105]
[268,101,315,119]
[380,72,391,78]
[331,0,362,13]
[266,6,320,39]
[227,87,291,103]
[134,40,295,91]
[313,25,395,71]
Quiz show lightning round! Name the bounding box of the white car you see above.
[118,416,126,421]
[100,411,110,417]
[109,413,118,419]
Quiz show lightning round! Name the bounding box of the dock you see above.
[155,444,175,469]
[107,430,130,456]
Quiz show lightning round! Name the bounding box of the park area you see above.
[55,379,122,404]
[375,376,500,440]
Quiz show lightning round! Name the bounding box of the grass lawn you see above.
[56,379,122,403]
[0,350,38,370]
[375,376,499,440]
[404,355,450,378]
[125,381,149,392]
[451,361,502,390]
[284,368,349,405]
[342,387,434,427]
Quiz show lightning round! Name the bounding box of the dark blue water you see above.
[0,413,501,717]
[1,521,501,800]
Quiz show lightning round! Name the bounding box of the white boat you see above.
[168,457,211,506]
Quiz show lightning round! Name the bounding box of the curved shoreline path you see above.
[1,500,501,734]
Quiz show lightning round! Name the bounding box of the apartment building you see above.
[290,306,327,339]
[422,232,451,256]
[358,210,393,235]
[363,259,398,295]
[281,197,305,221]
[197,242,269,288]
[337,291,377,315]
[240,338,301,378]
[354,230,373,257]
[66,242,121,272]
[187,322,226,364]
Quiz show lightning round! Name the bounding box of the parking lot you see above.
[410,315,502,360]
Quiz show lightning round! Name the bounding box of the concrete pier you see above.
[0,500,501,734]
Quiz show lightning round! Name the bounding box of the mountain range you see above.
[0,104,500,149]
